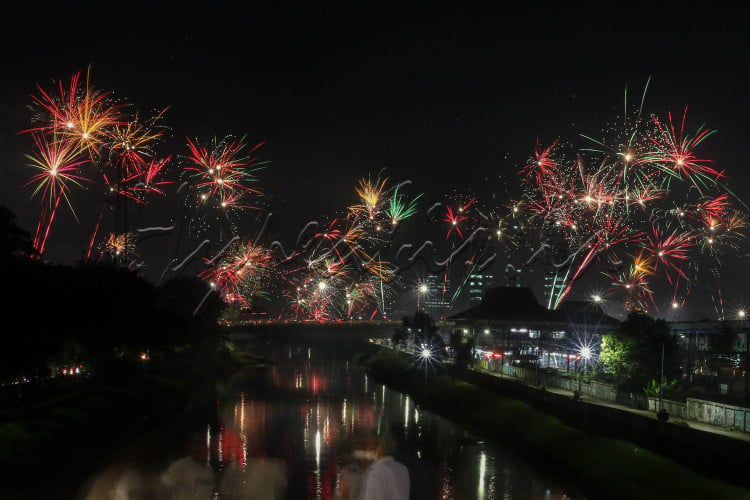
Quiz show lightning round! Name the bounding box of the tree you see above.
[392,312,447,359]
[392,317,410,351]
[598,335,632,383]
[410,311,437,346]
[0,205,37,260]
[449,329,474,370]
[598,310,681,394]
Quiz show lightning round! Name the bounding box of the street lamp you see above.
[419,345,435,385]
[740,310,747,399]
[576,346,592,399]
[417,284,428,311]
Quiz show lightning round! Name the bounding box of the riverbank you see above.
[0,341,267,500]
[358,346,750,500]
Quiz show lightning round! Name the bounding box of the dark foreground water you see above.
[210,325,587,500]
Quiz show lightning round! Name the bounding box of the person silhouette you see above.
[77,441,170,500]
[333,434,376,499]
[357,430,409,500]
[160,430,217,500]
[218,441,287,500]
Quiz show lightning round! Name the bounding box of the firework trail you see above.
[23,131,90,254]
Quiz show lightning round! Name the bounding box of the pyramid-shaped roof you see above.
[447,286,554,322]
[550,299,621,328]
[447,287,620,328]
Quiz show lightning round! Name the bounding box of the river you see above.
[211,324,589,499]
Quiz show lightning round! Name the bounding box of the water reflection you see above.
[211,329,586,500]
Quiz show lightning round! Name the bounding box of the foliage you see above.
[598,335,631,381]
[643,378,681,400]
[404,311,437,344]
[449,329,475,370]
[395,311,438,346]
[0,252,223,381]
[392,326,408,349]
[598,310,682,394]
[0,206,37,260]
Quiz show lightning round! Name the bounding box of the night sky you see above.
[2,3,750,318]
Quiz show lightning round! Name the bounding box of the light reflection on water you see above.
[210,330,588,500]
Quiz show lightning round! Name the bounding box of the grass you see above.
[360,347,750,500]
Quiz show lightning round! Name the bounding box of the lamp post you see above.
[740,310,747,400]
[417,284,428,312]
[659,341,664,411]
[657,341,669,422]
[576,346,591,400]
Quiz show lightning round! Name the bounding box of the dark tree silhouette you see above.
[0,205,37,260]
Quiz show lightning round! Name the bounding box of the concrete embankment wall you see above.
[646,396,750,433]
[458,368,750,473]
[489,359,750,433]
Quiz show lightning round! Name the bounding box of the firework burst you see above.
[198,239,277,309]
[182,135,267,236]
[514,80,748,316]
[24,65,126,158]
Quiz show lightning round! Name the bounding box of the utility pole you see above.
[741,313,748,400]
[659,342,664,411]
[658,341,668,422]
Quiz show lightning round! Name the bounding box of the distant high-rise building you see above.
[543,273,567,309]
[468,273,493,305]
[379,294,398,320]
[499,259,534,289]
[504,265,526,288]
[424,274,452,319]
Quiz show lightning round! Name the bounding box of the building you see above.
[444,286,620,372]
[668,319,749,398]
[467,273,493,306]
[542,272,567,310]
[422,273,452,319]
